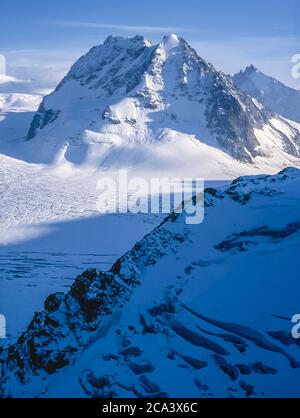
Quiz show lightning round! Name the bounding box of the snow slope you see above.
[0,69,47,153]
[234,65,300,124]
[0,93,41,113]
[0,212,162,345]
[0,73,51,96]
[1,168,300,398]
[0,154,164,342]
[24,35,300,170]
[1,35,300,399]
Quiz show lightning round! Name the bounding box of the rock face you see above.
[233,65,300,124]
[1,167,300,398]
[26,35,300,166]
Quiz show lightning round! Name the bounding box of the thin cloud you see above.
[192,35,299,89]
[50,20,196,34]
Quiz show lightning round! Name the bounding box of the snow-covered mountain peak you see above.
[1,168,300,398]
[234,67,300,124]
[103,34,152,48]
[235,66,278,92]
[161,33,181,51]
[243,64,258,75]
[25,35,300,169]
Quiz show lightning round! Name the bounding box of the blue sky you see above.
[1,0,299,90]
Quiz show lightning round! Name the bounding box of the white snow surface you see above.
[22,35,300,169]
[1,168,300,398]
[234,65,300,124]
[0,35,300,350]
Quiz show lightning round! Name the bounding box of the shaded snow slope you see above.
[24,35,300,169]
[0,155,100,235]
[1,168,300,398]
[0,153,232,242]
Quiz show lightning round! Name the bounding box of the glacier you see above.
[0,34,300,399]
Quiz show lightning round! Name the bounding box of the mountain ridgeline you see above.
[26,35,300,166]
[1,167,300,398]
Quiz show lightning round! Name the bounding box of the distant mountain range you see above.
[24,35,300,173]
[233,65,300,124]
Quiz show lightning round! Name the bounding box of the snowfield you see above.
[1,34,300,398]
[1,167,300,398]
[0,144,298,343]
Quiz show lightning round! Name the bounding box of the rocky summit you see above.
[25,35,300,168]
